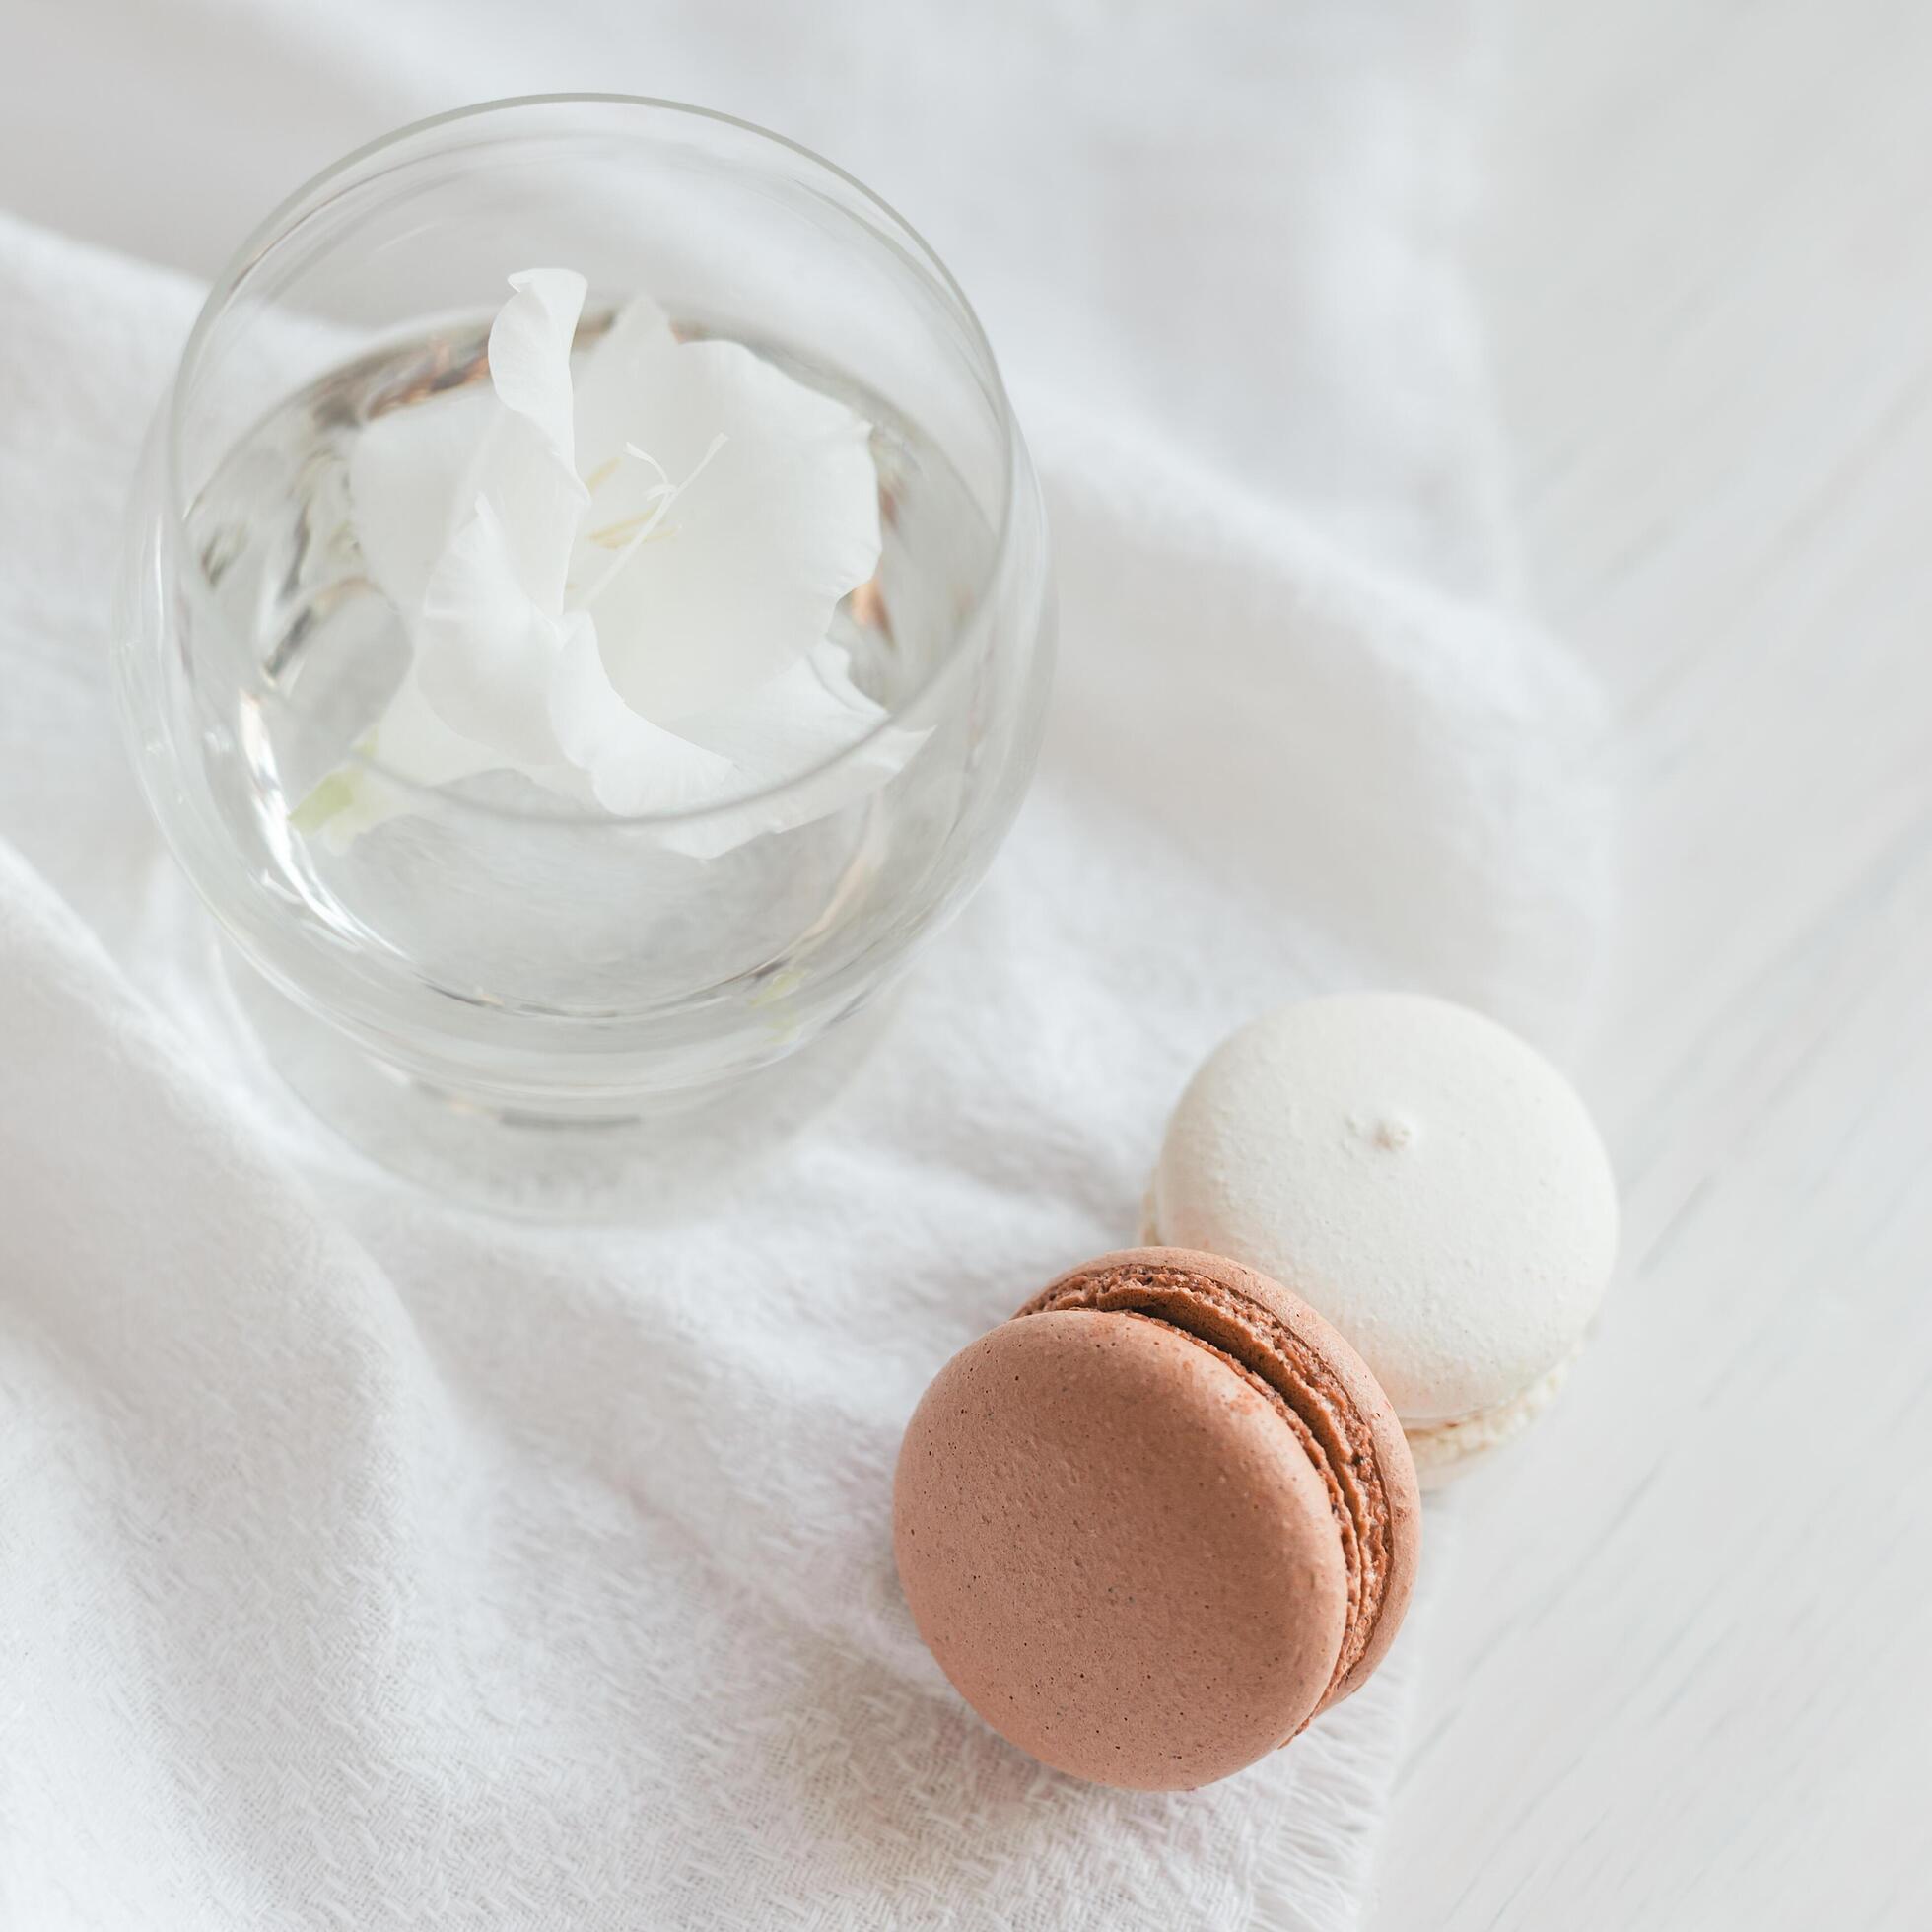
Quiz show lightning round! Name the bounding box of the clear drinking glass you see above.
[115,96,1053,1217]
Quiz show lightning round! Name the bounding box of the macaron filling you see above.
[1405,1346,1579,1481]
[1017,1258,1397,1714]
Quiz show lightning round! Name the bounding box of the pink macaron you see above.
[894,1247,1421,1790]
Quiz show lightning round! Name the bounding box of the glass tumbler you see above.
[115,97,1054,1217]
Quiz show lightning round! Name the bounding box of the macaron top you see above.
[1149,993,1618,1426]
[894,1249,1419,1790]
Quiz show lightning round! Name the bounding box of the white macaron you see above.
[1146,992,1618,1484]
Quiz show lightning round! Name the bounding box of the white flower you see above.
[309,267,918,855]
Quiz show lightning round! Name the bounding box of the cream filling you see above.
[1403,1349,1578,1484]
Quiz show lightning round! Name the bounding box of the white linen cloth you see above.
[0,3,1610,1927]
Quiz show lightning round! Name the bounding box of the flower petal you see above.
[329,271,899,857]
[570,336,881,721]
[346,382,495,612]
[547,613,741,816]
[571,291,680,482]
[675,641,900,772]
[486,267,587,472]
[643,643,928,858]
[367,666,506,791]
[464,414,586,614]
[414,497,571,766]
[733,647,924,799]
[288,665,505,852]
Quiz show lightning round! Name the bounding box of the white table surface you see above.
[1371,3,1932,1926]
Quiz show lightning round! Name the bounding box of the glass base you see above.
[218,946,891,1223]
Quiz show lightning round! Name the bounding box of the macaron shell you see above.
[1026,1248,1420,1708]
[1149,992,1619,1425]
[894,1307,1349,1790]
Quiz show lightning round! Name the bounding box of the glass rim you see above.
[165,91,1030,832]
